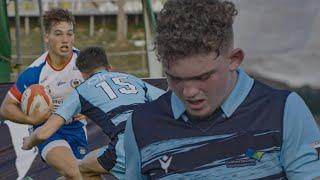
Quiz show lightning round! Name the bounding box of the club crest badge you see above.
[70,79,82,88]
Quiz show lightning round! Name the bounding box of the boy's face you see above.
[165,51,241,119]
[45,21,74,59]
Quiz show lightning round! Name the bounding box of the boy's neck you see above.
[47,52,72,70]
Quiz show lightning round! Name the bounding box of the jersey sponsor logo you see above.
[52,97,63,105]
[52,97,63,111]
[87,73,114,85]
[57,81,67,86]
[44,85,52,95]
[226,158,256,168]
[40,76,48,84]
[226,149,265,168]
[159,155,172,173]
[246,148,265,161]
[311,140,320,159]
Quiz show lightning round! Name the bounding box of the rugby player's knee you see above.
[79,161,88,173]
[81,171,102,180]
[78,160,89,173]
[61,166,82,180]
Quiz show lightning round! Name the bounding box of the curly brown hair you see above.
[154,0,238,68]
[43,8,75,33]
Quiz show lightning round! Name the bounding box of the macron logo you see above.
[159,155,172,174]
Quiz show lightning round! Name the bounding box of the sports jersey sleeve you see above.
[124,114,147,180]
[8,68,40,102]
[55,90,81,124]
[281,92,320,179]
[144,82,165,101]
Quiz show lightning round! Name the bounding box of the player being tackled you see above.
[22,46,165,180]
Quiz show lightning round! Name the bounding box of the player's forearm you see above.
[29,129,47,147]
[38,114,65,140]
[28,121,61,148]
[0,102,33,125]
[22,119,62,150]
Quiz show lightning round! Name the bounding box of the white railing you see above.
[11,50,146,59]
[7,0,164,16]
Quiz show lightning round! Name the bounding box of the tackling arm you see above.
[22,114,65,150]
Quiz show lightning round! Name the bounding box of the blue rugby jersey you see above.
[125,69,320,180]
[55,70,164,179]
[56,69,164,137]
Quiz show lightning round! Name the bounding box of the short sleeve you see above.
[281,92,320,179]
[124,114,147,180]
[55,90,81,123]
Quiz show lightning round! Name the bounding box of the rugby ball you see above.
[21,84,52,115]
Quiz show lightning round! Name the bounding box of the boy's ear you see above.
[228,48,244,71]
[44,33,49,44]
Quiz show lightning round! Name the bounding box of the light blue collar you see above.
[171,68,254,119]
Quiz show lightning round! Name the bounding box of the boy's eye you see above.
[195,74,211,81]
[193,70,215,81]
[170,76,182,82]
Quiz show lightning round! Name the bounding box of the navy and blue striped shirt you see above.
[125,69,320,180]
